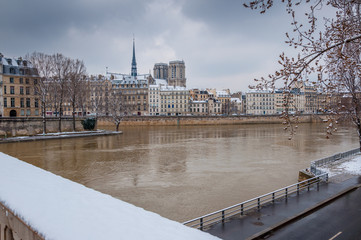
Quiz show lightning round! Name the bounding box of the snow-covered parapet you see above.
[0,152,218,240]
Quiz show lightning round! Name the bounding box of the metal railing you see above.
[183,173,328,230]
[310,148,360,175]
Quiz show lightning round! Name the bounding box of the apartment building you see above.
[246,90,276,115]
[0,54,40,117]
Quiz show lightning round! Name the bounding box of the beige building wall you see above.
[159,86,189,116]
[246,90,276,115]
[1,57,40,117]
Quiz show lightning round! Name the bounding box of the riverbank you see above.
[98,114,329,127]
[0,130,122,144]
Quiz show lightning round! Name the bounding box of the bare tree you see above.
[245,0,361,148]
[68,59,86,131]
[107,87,128,131]
[52,54,72,132]
[26,52,54,135]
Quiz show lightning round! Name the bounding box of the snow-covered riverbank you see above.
[0,152,218,240]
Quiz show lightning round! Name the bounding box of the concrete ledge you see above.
[0,131,122,144]
[247,184,361,240]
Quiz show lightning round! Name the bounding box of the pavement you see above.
[0,130,122,143]
[206,175,361,240]
[264,185,361,240]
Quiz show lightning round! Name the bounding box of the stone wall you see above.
[0,114,329,136]
[98,114,328,127]
[0,202,43,240]
[0,118,84,137]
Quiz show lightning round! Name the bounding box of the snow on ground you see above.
[0,152,219,240]
[318,154,361,177]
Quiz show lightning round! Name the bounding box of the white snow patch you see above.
[0,152,218,240]
[318,155,361,177]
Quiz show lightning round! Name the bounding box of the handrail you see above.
[311,148,360,169]
[183,173,327,230]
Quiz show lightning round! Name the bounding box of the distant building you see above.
[149,84,190,116]
[189,98,222,116]
[168,60,186,88]
[153,60,187,88]
[246,90,276,115]
[0,54,40,117]
[153,63,168,80]
[107,39,152,116]
[189,89,209,101]
[230,98,242,115]
[216,90,231,115]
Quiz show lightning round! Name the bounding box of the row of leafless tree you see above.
[27,52,129,133]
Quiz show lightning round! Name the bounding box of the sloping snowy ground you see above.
[0,152,218,240]
[318,154,361,177]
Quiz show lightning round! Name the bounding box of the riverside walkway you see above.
[205,175,360,240]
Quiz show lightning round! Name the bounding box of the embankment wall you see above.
[0,114,329,136]
[0,118,84,137]
[98,114,328,127]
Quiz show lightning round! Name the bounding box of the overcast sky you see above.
[1,0,323,92]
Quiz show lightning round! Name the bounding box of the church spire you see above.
[131,37,137,77]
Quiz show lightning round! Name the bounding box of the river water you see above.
[0,123,358,222]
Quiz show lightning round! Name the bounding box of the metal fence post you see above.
[297,183,300,195]
[200,218,203,230]
[222,210,225,224]
[241,204,244,216]
[257,198,260,210]
[272,192,275,204]
[285,188,288,200]
[307,180,310,191]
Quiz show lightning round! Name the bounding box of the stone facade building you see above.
[168,60,186,88]
[189,99,222,116]
[153,63,168,80]
[0,54,40,117]
[149,84,190,116]
[246,90,276,115]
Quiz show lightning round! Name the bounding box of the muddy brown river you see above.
[0,123,358,222]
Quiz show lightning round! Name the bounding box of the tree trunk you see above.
[357,118,361,152]
[72,101,76,132]
[58,105,62,133]
[116,122,120,132]
[42,102,46,135]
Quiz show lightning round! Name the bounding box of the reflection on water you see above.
[0,123,358,221]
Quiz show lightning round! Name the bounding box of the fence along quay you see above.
[184,148,361,230]
[183,173,328,230]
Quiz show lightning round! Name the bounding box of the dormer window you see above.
[6,59,12,65]
[9,68,15,74]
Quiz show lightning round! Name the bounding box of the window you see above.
[26,98,30,108]
[4,86,6,94]
[35,98,39,108]
[20,98,24,108]
[35,109,39,116]
[26,109,31,116]
[20,86,24,95]
[10,86,14,94]
[21,109,25,116]
[26,87,30,95]
[10,77,14,83]
[34,79,38,84]
[4,98,7,107]
[26,78,29,84]
[20,78,23,84]
[10,68,15,74]
[10,98,15,107]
